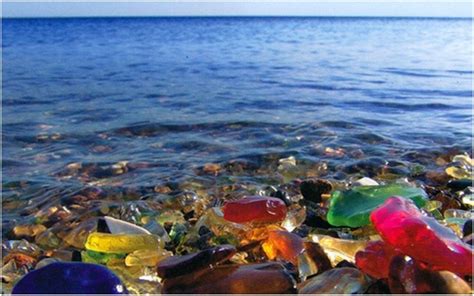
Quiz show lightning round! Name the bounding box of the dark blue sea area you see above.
[2,17,473,226]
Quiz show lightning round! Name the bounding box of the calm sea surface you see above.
[2,17,472,226]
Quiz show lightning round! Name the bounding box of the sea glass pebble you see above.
[85,232,161,254]
[11,262,125,294]
[310,234,369,264]
[371,196,473,276]
[355,240,399,279]
[262,230,304,264]
[327,184,427,227]
[222,196,287,224]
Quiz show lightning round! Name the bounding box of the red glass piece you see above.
[370,196,473,276]
[355,240,400,279]
[222,196,287,224]
[266,230,304,264]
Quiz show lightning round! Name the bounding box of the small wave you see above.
[345,100,465,111]
[3,97,53,106]
[380,67,447,78]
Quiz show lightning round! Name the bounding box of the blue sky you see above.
[2,1,472,18]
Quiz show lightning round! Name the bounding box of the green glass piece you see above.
[81,250,126,265]
[327,184,427,227]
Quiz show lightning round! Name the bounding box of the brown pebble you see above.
[303,241,332,274]
[203,163,221,175]
[157,244,236,279]
[162,262,296,293]
[388,255,472,294]
[300,179,332,203]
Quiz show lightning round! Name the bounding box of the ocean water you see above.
[2,17,473,224]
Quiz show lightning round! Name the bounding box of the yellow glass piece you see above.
[125,249,172,267]
[445,166,472,180]
[310,234,368,265]
[85,232,161,254]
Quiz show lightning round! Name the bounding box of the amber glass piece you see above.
[263,230,304,264]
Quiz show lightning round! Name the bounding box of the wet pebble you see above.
[388,255,471,294]
[157,244,236,278]
[270,189,292,206]
[447,179,472,192]
[300,179,332,203]
[343,157,387,176]
[162,262,297,293]
[298,267,369,294]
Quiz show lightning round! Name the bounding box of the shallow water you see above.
[2,17,473,228]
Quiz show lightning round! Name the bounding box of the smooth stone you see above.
[157,244,236,278]
[300,179,332,203]
[298,267,370,294]
[162,262,296,293]
[371,196,473,276]
[327,184,427,227]
[12,262,125,294]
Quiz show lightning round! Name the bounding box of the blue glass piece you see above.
[12,262,126,294]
